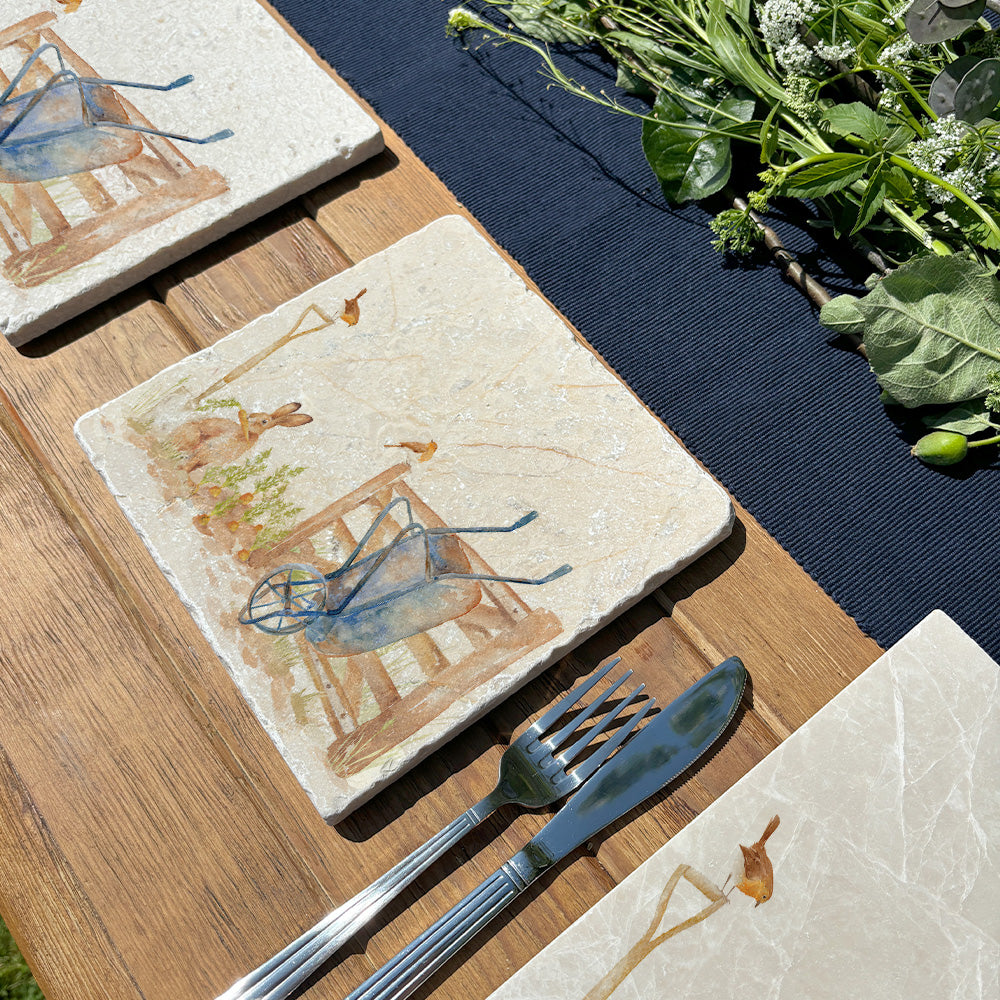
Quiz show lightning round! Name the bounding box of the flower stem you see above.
[888,154,1000,246]
[862,63,936,120]
[969,433,1000,448]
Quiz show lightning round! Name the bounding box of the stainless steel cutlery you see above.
[219,656,654,1000]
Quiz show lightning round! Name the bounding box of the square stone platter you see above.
[486,609,999,1000]
[75,215,734,821]
[0,0,382,345]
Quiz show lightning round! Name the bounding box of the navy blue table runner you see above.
[274,0,999,661]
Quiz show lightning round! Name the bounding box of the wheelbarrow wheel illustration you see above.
[239,563,327,635]
[240,497,573,655]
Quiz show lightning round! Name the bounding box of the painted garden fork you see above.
[218,657,653,1000]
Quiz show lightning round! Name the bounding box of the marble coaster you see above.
[0,0,382,345]
[487,610,1000,1000]
[75,215,734,821]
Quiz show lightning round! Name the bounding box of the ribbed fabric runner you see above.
[273,0,999,660]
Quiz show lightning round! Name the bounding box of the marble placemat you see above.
[486,609,999,1000]
[75,215,733,821]
[0,0,382,345]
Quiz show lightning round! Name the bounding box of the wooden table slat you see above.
[153,205,354,347]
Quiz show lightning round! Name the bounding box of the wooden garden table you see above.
[0,9,881,1000]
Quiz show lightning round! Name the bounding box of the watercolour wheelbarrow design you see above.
[239,497,572,657]
[0,42,233,183]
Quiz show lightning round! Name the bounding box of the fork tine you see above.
[526,657,621,737]
[545,668,633,752]
[554,678,644,764]
[561,691,655,784]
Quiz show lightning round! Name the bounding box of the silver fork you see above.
[218,656,651,1000]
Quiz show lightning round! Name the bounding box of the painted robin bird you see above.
[726,814,780,906]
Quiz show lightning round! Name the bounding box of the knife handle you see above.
[220,791,508,1000]
[347,851,540,1000]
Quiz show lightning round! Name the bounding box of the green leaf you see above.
[852,161,888,234]
[922,401,997,434]
[605,30,674,68]
[884,125,916,154]
[929,54,982,116]
[940,201,1000,250]
[823,102,889,144]
[760,102,780,163]
[507,1,591,42]
[705,0,785,102]
[954,57,1000,122]
[884,165,914,201]
[615,61,652,96]
[641,79,755,203]
[819,290,868,337]
[820,255,1000,407]
[782,154,870,198]
[0,917,42,1000]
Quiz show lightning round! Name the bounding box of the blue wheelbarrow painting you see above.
[0,43,233,183]
[239,497,572,657]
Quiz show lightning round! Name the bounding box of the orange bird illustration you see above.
[729,814,780,906]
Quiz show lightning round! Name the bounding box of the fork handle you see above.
[346,849,543,1000]
[218,789,507,1000]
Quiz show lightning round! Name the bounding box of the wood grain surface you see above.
[0,7,883,1000]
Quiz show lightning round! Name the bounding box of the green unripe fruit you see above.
[911,430,968,466]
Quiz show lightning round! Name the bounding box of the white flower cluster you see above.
[873,37,925,89]
[907,115,998,204]
[881,1,910,26]
[880,36,923,66]
[757,0,822,73]
[814,39,856,64]
[757,0,855,72]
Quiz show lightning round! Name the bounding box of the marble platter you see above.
[75,215,734,821]
[487,610,1000,1000]
[0,0,382,345]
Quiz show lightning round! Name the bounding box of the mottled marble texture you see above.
[0,0,381,344]
[487,610,1000,1000]
[75,216,733,821]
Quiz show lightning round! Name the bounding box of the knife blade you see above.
[524,653,746,867]
[342,656,746,1000]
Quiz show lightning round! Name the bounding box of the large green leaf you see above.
[822,102,889,144]
[820,255,1000,407]
[507,1,591,42]
[605,30,676,68]
[705,0,785,101]
[782,154,870,198]
[641,79,755,203]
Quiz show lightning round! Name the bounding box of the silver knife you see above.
[341,656,747,1000]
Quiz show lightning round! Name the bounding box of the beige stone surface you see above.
[486,609,1000,1000]
[0,0,382,344]
[75,215,733,820]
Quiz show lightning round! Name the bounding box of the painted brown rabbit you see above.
[170,402,313,476]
